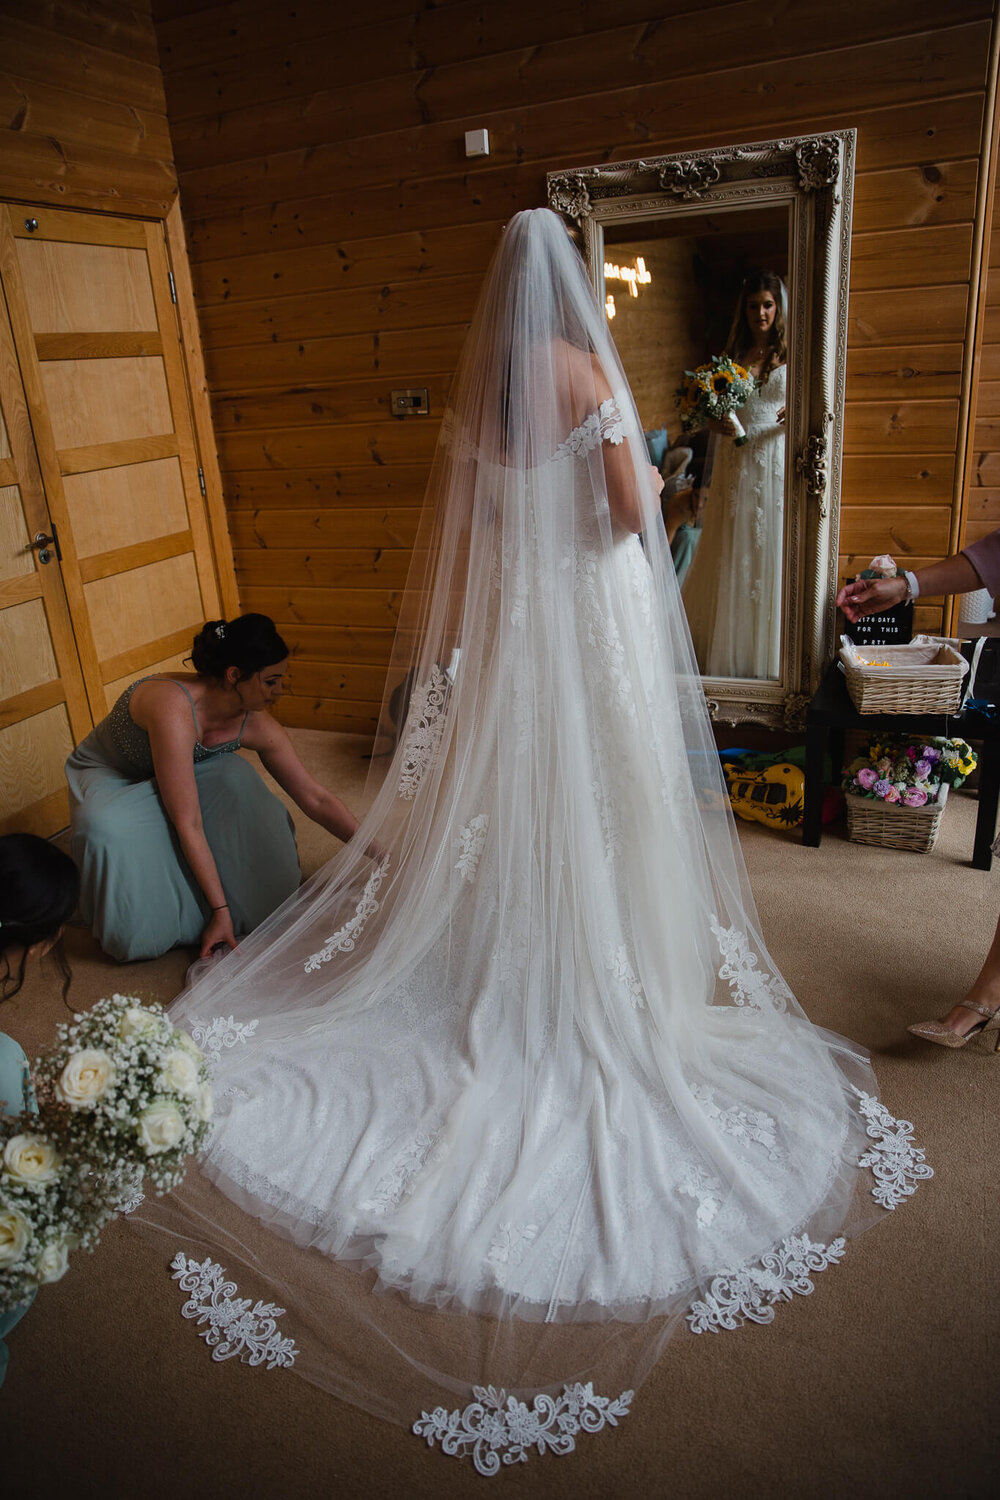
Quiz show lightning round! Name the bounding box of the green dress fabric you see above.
[66,677,301,962]
[0,1032,35,1389]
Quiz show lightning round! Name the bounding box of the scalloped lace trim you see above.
[414,1382,632,1476]
[687,1234,847,1334]
[852,1087,934,1209]
[171,1252,298,1369]
[304,857,390,972]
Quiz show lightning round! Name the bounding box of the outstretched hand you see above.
[835,575,907,623]
[200,906,238,959]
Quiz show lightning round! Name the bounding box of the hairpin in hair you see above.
[215,623,226,639]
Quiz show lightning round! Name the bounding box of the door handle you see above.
[32,526,62,565]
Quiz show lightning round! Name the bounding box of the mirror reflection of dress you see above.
[682,363,785,679]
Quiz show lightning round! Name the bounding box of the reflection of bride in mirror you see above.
[682,271,786,679]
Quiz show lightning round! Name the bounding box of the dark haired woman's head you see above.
[189,614,289,683]
[725,270,787,378]
[0,833,79,1003]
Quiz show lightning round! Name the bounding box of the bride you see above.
[138,211,929,1474]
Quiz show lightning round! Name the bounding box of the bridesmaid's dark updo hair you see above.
[0,833,80,1002]
[189,613,289,682]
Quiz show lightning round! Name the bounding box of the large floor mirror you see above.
[548,132,855,728]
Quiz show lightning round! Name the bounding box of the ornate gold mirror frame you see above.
[548,130,855,728]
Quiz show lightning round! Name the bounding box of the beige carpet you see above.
[1,729,996,1498]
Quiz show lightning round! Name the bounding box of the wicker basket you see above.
[845,783,949,852]
[839,635,967,715]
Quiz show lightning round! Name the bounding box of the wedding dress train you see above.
[137,211,929,1472]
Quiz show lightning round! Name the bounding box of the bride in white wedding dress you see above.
[138,213,929,1474]
[683,272,787,680]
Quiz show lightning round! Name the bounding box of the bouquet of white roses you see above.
[675,354,759,445]
[0,995,211,1314]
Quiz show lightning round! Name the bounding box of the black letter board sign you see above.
[839,579,913,647]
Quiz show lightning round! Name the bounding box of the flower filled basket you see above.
[842,736,977,853]
[838,635,968,715]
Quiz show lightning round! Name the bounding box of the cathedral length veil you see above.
[133,210,929,1469]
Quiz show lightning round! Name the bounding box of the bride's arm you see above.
[589,358,660,533]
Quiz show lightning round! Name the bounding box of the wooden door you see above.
[0,203,223,733]
[0,283,92,836]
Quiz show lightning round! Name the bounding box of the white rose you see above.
[2,1133,62,1189]
[0,1206,31,1269]
[173,1028,203,1061]
[195,1082,214,1123]
[35,1235,73,1284]
[117,1006,160,1042]
[57,1049,115,1108]
[159,1048,200,1098]
[137,1100,186,1154]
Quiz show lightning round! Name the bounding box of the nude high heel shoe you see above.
[907,1000,1000,1050]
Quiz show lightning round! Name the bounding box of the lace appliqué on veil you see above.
[853,1088,934,1209]
[189,1015,259,1066]
[456,815,489,884]
[170,1252,298,1369]
[304,857,390,973]
[399,666,449,800]
[711,920,789,1012]
[686,1090,933,1332]
[553,397,624,460]
[414,1382,633,1477]
[687,1235,846,1334]
[678,1165,723,1228]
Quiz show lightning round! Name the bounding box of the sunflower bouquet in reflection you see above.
[0,995,211,1314]
[675,355,759,445]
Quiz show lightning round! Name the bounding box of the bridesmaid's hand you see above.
[648,463,665,497]
[200,905,237,958]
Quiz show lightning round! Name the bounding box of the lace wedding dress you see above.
[137,214,929,1473]
[683,364,786,679]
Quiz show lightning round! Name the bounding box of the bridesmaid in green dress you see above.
[0,832,80,1389]
[66,614,363,963]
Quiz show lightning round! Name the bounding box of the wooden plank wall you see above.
[152,0,998,734]
[0,0,177,217]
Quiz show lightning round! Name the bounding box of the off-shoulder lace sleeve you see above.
[553,396,625,460]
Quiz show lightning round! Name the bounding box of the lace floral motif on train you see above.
[853,1089,934,1209]
[678,1165,723,1228]
[170,1252,298,1369]
[399,666,449,800]
[414,1382,633,1477]
[486,1222,538,1268]
[687,1235,846,1334]
[456,815,489,884]
[606,944,645,1007]
[359,1130,437,1214]
[189,1015,259,1066]
[711,920,789,1012]
[304,857,390,972]
[691,1084,785,1163]
[553,396,624,461]
[575,550,637,725]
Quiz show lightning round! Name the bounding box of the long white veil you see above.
[134,210,927,1462]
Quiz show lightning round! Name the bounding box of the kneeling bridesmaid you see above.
[66,614,362,962]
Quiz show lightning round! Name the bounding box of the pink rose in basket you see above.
[903,787,929,807]
[882,785,901,804]
[876,758,892,776]
[856,767,877,791]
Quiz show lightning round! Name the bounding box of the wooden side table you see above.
[803,659,1000,869]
